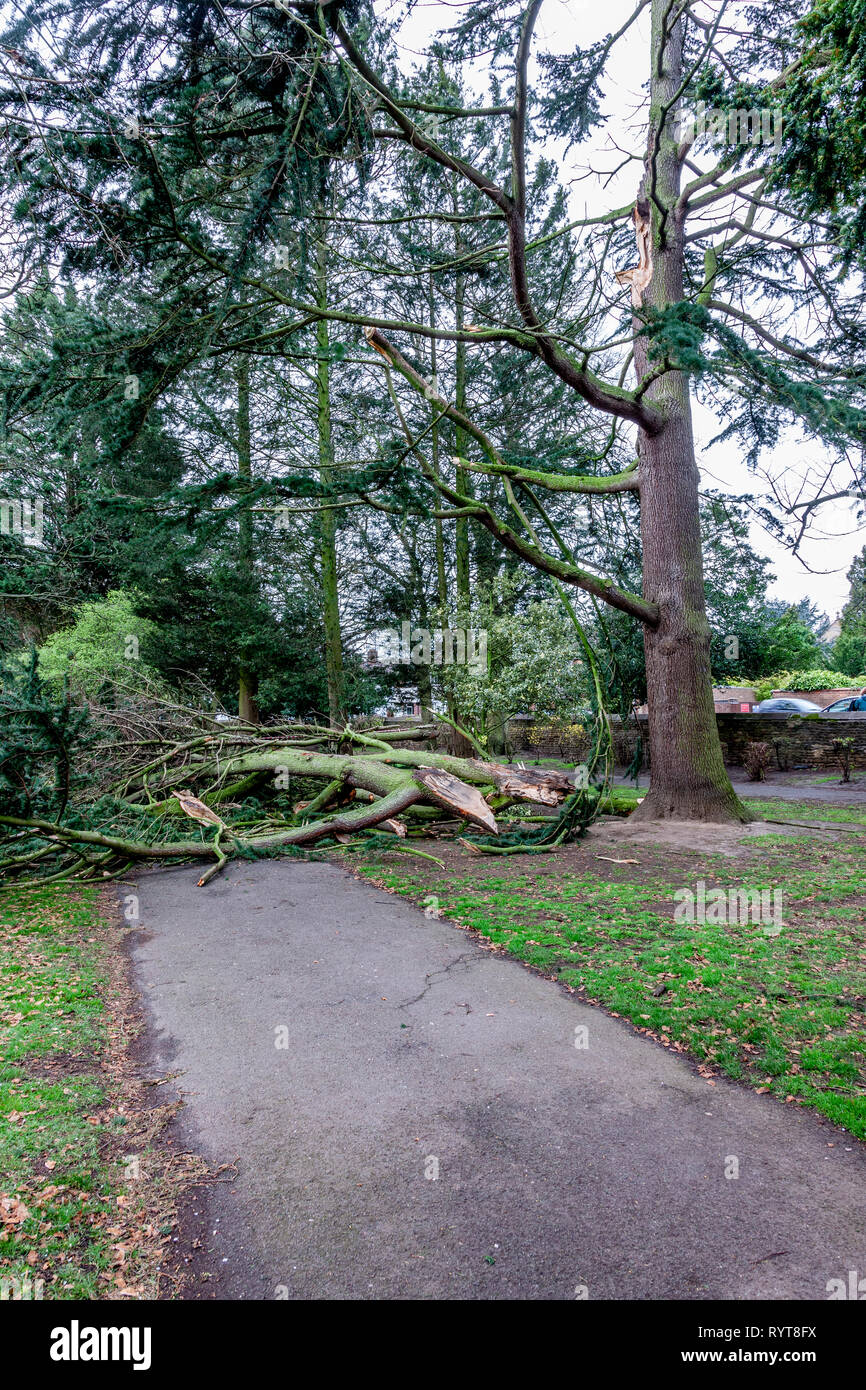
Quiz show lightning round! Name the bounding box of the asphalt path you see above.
[131,860,866,1300]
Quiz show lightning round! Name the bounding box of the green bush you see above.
[750,668,866,701]
[34,592,168,700]
[525,720,590,763]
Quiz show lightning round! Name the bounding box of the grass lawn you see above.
[0,884,177,1299]
[609,784,866,826]
[355,801,866,1139]
[746,798,866,826]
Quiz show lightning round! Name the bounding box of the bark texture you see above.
[317,234,346,727]
[629,0,748,823]
[236,357,260,725]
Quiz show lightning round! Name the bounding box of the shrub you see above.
[744,740,772,781]
[35,592,168,700]
[525,720,590,763]
[832,737,855,784]
[0,652,96,818]
[751,668,866,701]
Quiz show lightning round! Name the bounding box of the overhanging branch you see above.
[369,328,659,626]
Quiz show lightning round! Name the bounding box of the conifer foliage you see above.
[0,0,864,843]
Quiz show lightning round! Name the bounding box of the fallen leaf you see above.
[0,1196,30,1225]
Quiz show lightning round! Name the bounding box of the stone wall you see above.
[715,712,866,771]
[509,712,866,771]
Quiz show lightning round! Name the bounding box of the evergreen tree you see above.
[3,2,864,818]
[834,547,866,676]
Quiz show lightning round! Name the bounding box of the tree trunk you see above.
[238,666,259,725]
[236,357,260,724]
[631,0,748,823]
[416,647,435,722]
[453,179,471,615]
[446,185,475,759]
[316,234,346,728]
[428,270,449,617]
[637,410,747,821]
[427,266,461,739]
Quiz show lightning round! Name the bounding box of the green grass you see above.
[0,885,145,1299]
[612,783,866,826]
[608,784,866,827]
[357,831,866,1138]
[746,798,866,826]
[2,891,106,1063]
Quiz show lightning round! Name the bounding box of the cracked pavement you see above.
[131,859,866,1300]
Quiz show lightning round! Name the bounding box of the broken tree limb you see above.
[615,198,653,307]
[413,767,499,833]
[246,781,426,848]
[0,783,427,883]
[296,773,351,820]
[0,814,214,861]
[2,723,609,888]
[472,759,577,806]
[122,746,578,814]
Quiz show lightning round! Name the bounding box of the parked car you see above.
[753,697,823,714]
[820,697,866,715]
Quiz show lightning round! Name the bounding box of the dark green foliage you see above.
[833,546,866,675]
[747,608,825,676]
[0,652,95,819]
[643,302,866,463]
[771,0,866,266]
[536,44,606,148]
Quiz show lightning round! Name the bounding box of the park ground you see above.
[0,884,221,1299]
[356,785,866,1136]
[1,774,864,1298]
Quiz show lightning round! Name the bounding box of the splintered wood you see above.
[414,767,500,833]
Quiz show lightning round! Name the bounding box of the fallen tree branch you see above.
[1,711,604,888]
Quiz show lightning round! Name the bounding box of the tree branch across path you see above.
[0,709,606,888]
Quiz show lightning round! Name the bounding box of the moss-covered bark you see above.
[316,235,346,727]
[236,357,260,725]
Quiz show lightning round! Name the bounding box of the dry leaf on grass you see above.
[0,1196,30,1225]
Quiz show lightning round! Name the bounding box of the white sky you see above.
[394,0,864,619]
